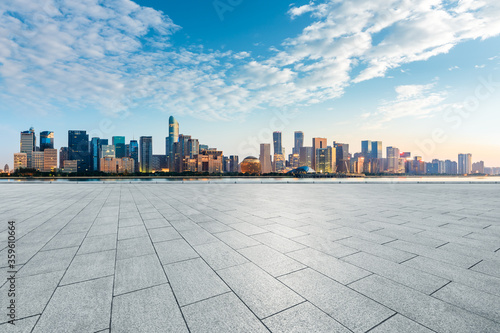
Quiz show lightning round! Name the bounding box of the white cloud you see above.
[363,83,448,128]
[1,0,500,121]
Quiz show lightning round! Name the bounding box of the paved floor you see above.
[0,183,500,333]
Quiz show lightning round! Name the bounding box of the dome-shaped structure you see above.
[240,156,261,174]
[288,166,316,174]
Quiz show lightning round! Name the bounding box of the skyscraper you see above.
[312,138,327,170]
[386,146,400,173]
[40,131,54,151]
[458,153,472,174]
[316,146,335,173]
[20,130,35,168]
[371,141,383,159]
[259,144,272,174]
[68,130,90,172]
[333,142,349,173]
[273,132,282,155]
[130,140,139,172]
[293,131,304,154]
[59,147,68,169]
[43,148,58,172]
[361,140,372,157]
[167,116,179,154]
[113,136,126,158]
[90,137,101,171]
[299,147,313,168]
[140,136,153,173]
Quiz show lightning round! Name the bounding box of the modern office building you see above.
[152,155,168,171]
[40,131,54,151]
[293,131,304,154]
[59,147,68,169]
[361,140,372,157]
[63,160,78,173]
[273,131,282,156]
[371,141,383,159]
[14,153,27,170]
[259,144,272,174]
[43,148,58,172]
[386,146,400,173]
[229,155,239,173]
[334,142,349,173]
[140,136,153,173]
[20,130,35,168]
[273,153,285,172]
[315,146,335,173]
[113,136,126,158]
[4,164,9,173]
[90,137,101,171]
[188,138,199,158]
[289,153,300,169]
[472,161,485,174]
[458,153,472,174]
[68,130,90,172]
[312,138,327,170]
[100,145,116,158]
[130,140,139,172]
[299,147,313,169]
[167,116,180,170]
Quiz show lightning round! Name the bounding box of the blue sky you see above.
[1,0,500,167]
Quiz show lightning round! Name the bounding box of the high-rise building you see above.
[273,132,282,155]
[32,151,44,171]
[130,140,139,172]
[361,140,372,157]
[152,155,168,171]
[113,136,126,158]
[90,137,101,171]
[40,131,54,151]
[63,160,78,173]
[273,153,285,172]
[229,155,239,173]
[316,146,335,173]
[334,142,349,173]
[293,131,304,154]
[20,130,35,168]
[59,147,68,169]
[167,116,179,169]
[299,147,313,168]
[14,153,27,170]
[472,161,485,174]
[100,145,116,158]
[312,138,327,170]
[259,144,272,174]
[445,160,457,174]
[290,153,300,169]
[68,130,90,172]
[140,136,153,173]
[188,138,199,158]
[371,141,383,159]
[386,146,400,173]
[4,164,9,173]
[43,148,58,172]
[458,153,472,174]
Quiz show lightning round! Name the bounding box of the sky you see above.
[1,0,500,168]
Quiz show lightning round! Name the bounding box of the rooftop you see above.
[1,182,500,332]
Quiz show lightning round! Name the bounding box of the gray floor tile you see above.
[165,258,230,306]
[61,250,115,285]
[182,292,268,333]
[111,284,188,332]
[155,239,199,265]
[33,277,113,333]
[279,268,394,333]
[218,262,304,319]
[114,254,168,296]
[263,302,351,333]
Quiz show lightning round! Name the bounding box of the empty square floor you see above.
[1,182,500,332]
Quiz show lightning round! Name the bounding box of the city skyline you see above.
[1,1,500,167]
[6,118,497,175]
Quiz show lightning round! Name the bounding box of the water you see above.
[0,176,498,184]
